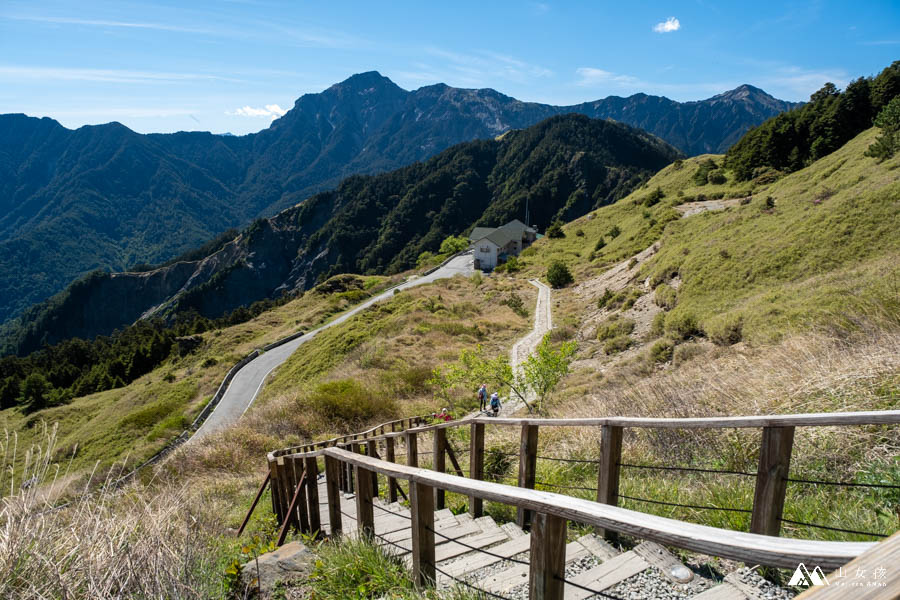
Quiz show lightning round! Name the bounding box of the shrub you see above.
[649,312,666,338]
[504,256,522,273]
[707,315,744,346]
[546,221,565,238]
[200,357,217,368]
[653,283,677,310]
[546,261,574,288]
[607,225,621,239]
[643,186,665,207]
[648,339,675,363]
[575,228,585,237]
[502,292,528,317]
[866,96,900,161]
[628,258,638,270]
[603,334,632,354]
[692,158,718,185]
[673,341,708,365]
[305,379,397,428]
[416,251,435,268]
[664,311,703,340]
[470,271,483,287]
[549,326,575,342]
[596,316,635,341]
[672,159,684,170]
[597,288,614,309]
[594,237,606,251]
[707,169,727,185]
[439,234,469,255]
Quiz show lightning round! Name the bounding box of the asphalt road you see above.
[191,253,474,441]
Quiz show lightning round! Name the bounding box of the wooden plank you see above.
[529,512,567,600]
[236,472,270,537]
[366,440,379,499]
[595,425,623,542]
[289,456,310,534]
[304,455,321,535]
[410,480,436,588]
[469,422,485,518]
[385,436,398,503]
[442,534,532,579]
[323,447,873,569]
[566,551,649,600]
[517,424,540,529]
[723,571,774,599]
[795,530,900,599]
[750,426,794,537]
[324,455,342,538]
[575,534,619,562]
[433,427,447,509]
[691,583,748,600]
[633,541,693,583]
[355,464,375,540]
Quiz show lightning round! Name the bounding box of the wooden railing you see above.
[262,409,900,596]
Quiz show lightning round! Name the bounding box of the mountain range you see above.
[0,71,799,327]
[2,114,681,354]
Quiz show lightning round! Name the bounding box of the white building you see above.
[468,219,537,270]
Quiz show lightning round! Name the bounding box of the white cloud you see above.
[653,17,681,33]
[575,67,641,88]
[227,104,287,118]
[0,65,243,84]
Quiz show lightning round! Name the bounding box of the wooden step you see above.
[633,541,694,583]
[693,583,750,600]
[564,550,650,600]
[440,532,532,581]
[486,540,592,595]
[501,522,528,539]
[575,534,619,562]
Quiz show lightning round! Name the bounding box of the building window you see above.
[480,246,490,252]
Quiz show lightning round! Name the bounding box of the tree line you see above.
[725,61,900,180]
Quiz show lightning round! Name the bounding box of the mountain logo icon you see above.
[788,563,830,586]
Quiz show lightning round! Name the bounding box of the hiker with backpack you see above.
[477,383,487,411]
[489,392,501,417]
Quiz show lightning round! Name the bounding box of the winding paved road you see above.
[192,253,474,441]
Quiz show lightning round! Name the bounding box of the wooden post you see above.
[277,469,307,545]
[410,480,436,588]
[446,445,465,478]
[268,459,282,522]
[386,436,398,503]
[406,430,418,468]
[355,464,375,540]
[367,439,380,499]
[324,455,343,538]
[305,455,321,535]
[290,456,310,533]
[751,426,795,537]
[529,512,567,600]
[433,428,447,509]
[516,424,539,529]
[275,457,293,527]
[469,422,485,517]
[596,425,623,542]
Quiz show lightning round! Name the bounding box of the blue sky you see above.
[1,0,898,135]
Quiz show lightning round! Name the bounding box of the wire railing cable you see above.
[425,525,530,566]
[428,561,514,600]
[619,494,752,513]
[618,462,756,477]
[783,477,900,490]
[779,518,887,538]
[554,574,624,599]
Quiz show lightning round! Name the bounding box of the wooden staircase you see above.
[315,477,775,599]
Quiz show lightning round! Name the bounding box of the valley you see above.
[0,50,898,599]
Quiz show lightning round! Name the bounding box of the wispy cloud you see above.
[653,17,681,33]
[422,47,553,86]
[531,2,550,15]
[226,104,288,118]
[6,14,216,34]
[0,65,244,84]
[859,40,900,45]
[575,67,641,88]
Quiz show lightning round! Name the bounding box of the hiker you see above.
[477,383,487,411]
[489,392,501,417]
[433,408,453,422]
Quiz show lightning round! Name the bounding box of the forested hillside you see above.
[1,114,679,354]
[0,72,796,325]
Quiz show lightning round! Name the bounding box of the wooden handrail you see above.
[323,447,873,570]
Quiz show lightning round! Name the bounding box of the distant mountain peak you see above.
[332,70,404,93]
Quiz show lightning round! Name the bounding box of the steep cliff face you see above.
[2,114,681,353]
[0,73,798,324]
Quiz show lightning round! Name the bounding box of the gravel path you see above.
[503,279,551,415]
[192,253,474,440]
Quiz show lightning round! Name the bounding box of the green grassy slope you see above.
[522,127,900,343]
